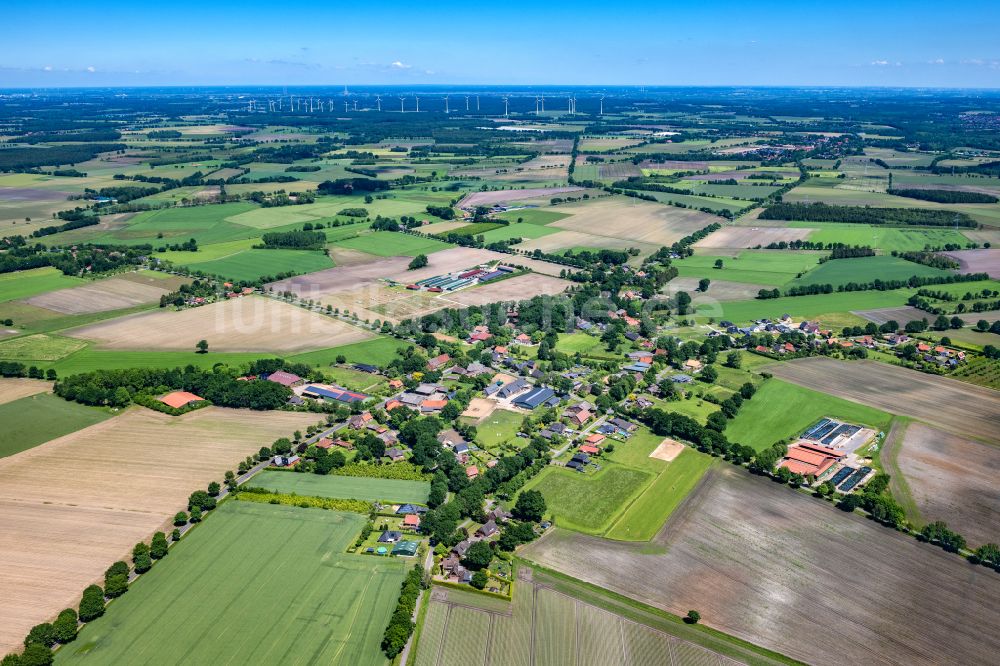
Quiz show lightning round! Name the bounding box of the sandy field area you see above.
[767,358,1000,442]
[693,225,814,249]
[0,407,318,655]
[462,397,498,420]
[25,276,172,314]
[65,295,371,352]
[522,466,1000,666]
[0,378,51,405]
[649,438,685,462]
[443,273,571,307]
[546,197,718,247]
[888,421,1000,546]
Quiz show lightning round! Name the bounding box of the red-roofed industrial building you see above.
[778,442,845,477]
[158,391,205,409]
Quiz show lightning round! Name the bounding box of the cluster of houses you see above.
[439,504,513,586]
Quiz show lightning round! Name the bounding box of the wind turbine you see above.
[375,94,382,111]
[399,96,405,112]
[540,95,545,113]
[353,100,358,111]
[502,95,509,117]
[444,95,449,113]
[476,95,480,111]
[344,100,349,113]
[415,96,420,112]
[599,95,605,115]
[534,96,540,114]
[465,96,470,112]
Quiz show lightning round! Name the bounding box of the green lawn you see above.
[554,332,619,359]
[249,470,430,504]
[56,502,405,666]
[70,202,261,246]
[331,231,452,257]
[177,248,334,281]
[0,267,84,303]
[479,223,560,243]
[698,288,915,323]
[604,447,716,541]
[467,408,526,449]
[0,393,112,458]
[725,379,893,451]
[44,349,272,377]
[675,250,822,286]
[520,464,652,535]
[495,209,570,225]
[791,255,949,288]
[790,222,976,252]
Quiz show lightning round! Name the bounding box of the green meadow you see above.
[0,393,112,458]
[0,267,84,303]
[249,471,431,504]
[790,255,949,288]
[676,250,822,286]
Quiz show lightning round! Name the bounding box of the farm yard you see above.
[522,466,1000,666]
[55,502,406,666]
[64,296,372,352]
[885,421,1000,547]
[0,406,318,656]
[766,358,1000,442]
[248,470,430,504]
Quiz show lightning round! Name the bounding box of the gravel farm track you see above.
[764,358,1000,443]
[522,466,1000,666]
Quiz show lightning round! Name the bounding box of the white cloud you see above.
[390,60,411,69]
[929,58,945,65]
[86,65,95,72]
[43,65,52,71]
[871,59,889,66]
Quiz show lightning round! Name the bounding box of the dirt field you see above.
[24,276,172,314]
[462,397,498,420]
[0,378,51,405]
[941,248,1000,277]
[649,438,685,462]
[65,296,372,352]
[693,225,814,249]
[443,273,571,307]
[887,421,1000,546]
[521,466,1000,666]
[458,186,583,209]
[0,406,318,656]
[545,197,719,248]
[853,306,932,326]
[269,256,413,297]
[767,358,1000,442]
[383,247,571,280]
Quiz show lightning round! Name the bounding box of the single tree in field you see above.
[408,254,428,270]
[196,339,209,354]
[714,259,724,269]
[698,278,710,292]
[685,610,701,624]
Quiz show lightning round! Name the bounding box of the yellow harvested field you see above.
[24,276,171,314]
[0,407,319,655]
[444,273,570,306]
[64,295,372,352]
[418,220,468,235]
[383,246,571,280]
[649,438,685,462]
[0,378,51,405]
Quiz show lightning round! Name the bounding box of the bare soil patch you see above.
[522,466,1000,666]
[892,422,1000,546]
[667,277,768,302]
[0,378,51,405]
[458,186,583,209]
[0,407,318,655]
[269,256,412,297]
[25,276,171,314]
[766,358,1000,442]
[444,273,571,307]
[649,438,685,462]
[547,197,719,247]
[941,248,1000,278]
[853,306,931,326]
[462,397,498,420]
[65,296,371,352]
[693,225,814,249]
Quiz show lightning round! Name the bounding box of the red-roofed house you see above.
[466,465,479,480]
[579,444,600,455]
[427,354,451,371]
[158,391,204,409]
[585,433,606,445]
[266,370,303,387]
[402,514,421,529]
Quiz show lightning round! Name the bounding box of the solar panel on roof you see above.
[802,418,832,439]
[829,466,854,486]
[838,466,872,492]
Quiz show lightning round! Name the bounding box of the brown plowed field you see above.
[65,296,371,352]
[693,225,814,249]
[888,421,1000,546]
[458,186,582,209]
[0,407,319,655]
[766,358,1000,442]
[941,248,1000,278]
[522,466,1000,666]
[25,276,172,314]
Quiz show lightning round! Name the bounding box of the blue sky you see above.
[2,0,999,88]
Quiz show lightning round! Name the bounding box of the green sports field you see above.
[0,267,84,303]
[724,379,893,451]
[56,502,405,666]
[0,392,112,458]
[249,470,430,504]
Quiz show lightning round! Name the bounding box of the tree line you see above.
[760,202,978,227]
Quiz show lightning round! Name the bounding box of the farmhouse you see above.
[427,353,451,371]
[779,442,845,477]
[265,370,303,387]
[158,391,205,409]
[377,530,402,543]
[402,514,421,530]
[386,447,406,462]
[301,385,368,404]
[683,359,703,373]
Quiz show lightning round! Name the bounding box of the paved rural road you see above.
[551,414,607,459]
[398,549,437,665]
